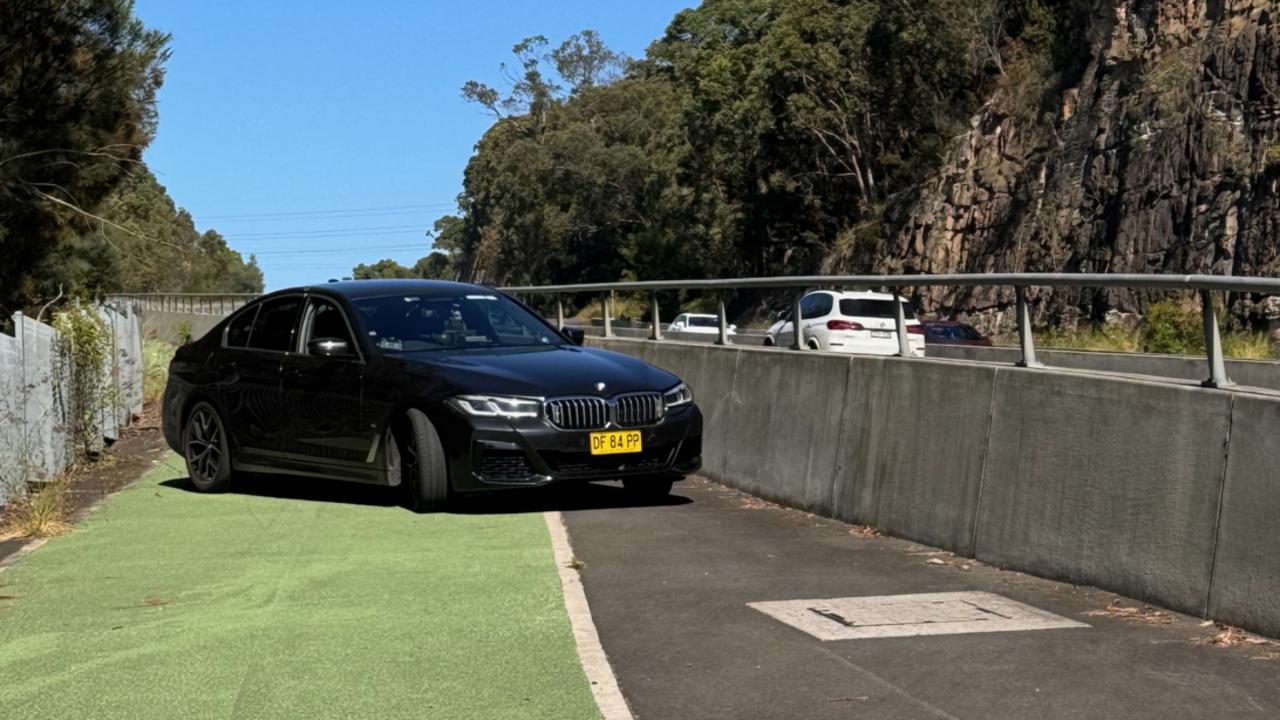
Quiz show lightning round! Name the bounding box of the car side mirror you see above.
[561,326,586,345]
[309,337,353,357]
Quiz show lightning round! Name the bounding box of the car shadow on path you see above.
[158,475,692,515]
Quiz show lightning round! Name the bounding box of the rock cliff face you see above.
[874,0,1279,331]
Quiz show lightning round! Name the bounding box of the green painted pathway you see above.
[0,454,599,720]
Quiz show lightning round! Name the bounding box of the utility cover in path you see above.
[749,591,1088,641]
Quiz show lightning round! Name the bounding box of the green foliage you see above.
[0,0,170,316]
[1142,300,1203,355]
[1037,300,1276,360]
[176,321,193,345]
[445,1,1073,294]
[51,304,112,460]
[142,339,175,406]
[353,258,416,279]
[34,166,264,298]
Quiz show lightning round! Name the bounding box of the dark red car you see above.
[921,321,991,346]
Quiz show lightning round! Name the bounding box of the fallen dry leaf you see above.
[849,525,879,539]
[1086,601,1173,625]
[926,558,947,566]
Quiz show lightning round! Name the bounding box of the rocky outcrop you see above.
[873,0,1280,332]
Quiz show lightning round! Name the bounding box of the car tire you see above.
[622,476,674,500]
[398,408,450,513]
[763,336,775,347]
[807,338,821,350]
[183,401,233,492]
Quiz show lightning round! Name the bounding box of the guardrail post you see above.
[1200,289,1233,388]
[791,293,805,350]
[650,293,662,341]
[601,292,614,338]
[892,289,911,357]
[716,295,731,346]
[556,298,565,331]
[1016,287,1043,368]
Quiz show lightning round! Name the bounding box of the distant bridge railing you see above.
[503,273,1280,389]
[107,293,261,317]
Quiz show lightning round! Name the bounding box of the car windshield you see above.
[688,316,718,328]
[351,291,563,353]
[839,298,915,319]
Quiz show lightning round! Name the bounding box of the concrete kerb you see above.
[975,369,1232,617]
[1207,393,1280,638]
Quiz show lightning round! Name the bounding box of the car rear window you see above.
[839,299,914,319]
[248,296,302,352]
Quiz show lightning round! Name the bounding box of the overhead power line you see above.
[228,224,427,240]
[251,243,428,257]
[199,202,456,221]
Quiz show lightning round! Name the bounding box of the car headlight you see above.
[663,382,693,410]
[447,395,542,419]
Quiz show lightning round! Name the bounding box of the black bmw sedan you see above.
[161,280,702,511]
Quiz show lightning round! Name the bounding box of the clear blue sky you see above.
[134,1,692,291]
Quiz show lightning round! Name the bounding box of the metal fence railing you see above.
[503,273,1280,389]
[107,274,1280,389]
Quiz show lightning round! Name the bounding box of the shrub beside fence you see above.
[0,303,143,507]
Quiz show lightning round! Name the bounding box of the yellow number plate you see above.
[589,430,643,455]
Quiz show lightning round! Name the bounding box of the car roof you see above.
[277,278,498,301]
[681,313,717,318]
[808,289,903,301]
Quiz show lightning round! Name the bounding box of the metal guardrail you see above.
[503,273,1279,389]
[107,274,1272,389]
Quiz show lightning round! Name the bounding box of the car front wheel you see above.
[397,408,450,513]
[183,401,233,492]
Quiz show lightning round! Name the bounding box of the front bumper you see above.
[441,403,703,492]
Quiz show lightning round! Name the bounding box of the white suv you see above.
[764,290,926,357]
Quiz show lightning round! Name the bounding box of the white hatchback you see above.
[668,313,737,336]
[764,290,926,357]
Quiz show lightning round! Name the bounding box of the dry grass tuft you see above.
[1,479,72,540]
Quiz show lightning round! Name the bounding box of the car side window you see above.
[800,294,833,319]
[248,296,302,352]
[225,306,259,348]
[307,299,356,347]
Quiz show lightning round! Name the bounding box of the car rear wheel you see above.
[183,402,232,492]
[398,408,450,513]
[763,336,775,347]
[622,476,674,500]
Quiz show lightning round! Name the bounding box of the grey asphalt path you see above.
[563,477,1280,720]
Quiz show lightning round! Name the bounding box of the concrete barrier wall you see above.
[140,311,223,344]
[589,336,1280,637]
[930,344,1280,391]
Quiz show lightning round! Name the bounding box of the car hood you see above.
[392,345,680,398]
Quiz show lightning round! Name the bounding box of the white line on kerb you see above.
[543,511,634,720]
